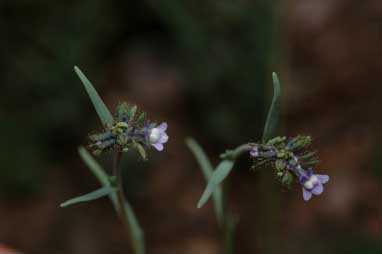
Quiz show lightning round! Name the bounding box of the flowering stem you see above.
[222,209,236,254]
[114,152,128,225]
[220,144,253,160]
[113,151,142,254]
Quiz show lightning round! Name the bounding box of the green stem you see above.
[113,151,143,254]
[220,144,254,160]
[114,151,128,226]
[221,180,237,254]
[223,218,236,254]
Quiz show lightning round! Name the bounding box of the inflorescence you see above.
[249,136,329,201]
[88,102,168,158]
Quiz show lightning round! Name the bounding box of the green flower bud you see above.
[275,159,286,171]
[281,171,294,186]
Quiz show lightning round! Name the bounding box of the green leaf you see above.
[299,151,317,160]
[116,102,129,119]
[60,186,113,207]
[281,171,294,185]
[78,147,110,185]
[136,112,146,127]
[275,159,286,171]
[262,72,281,142]
[77,147,145,253]
[74,66,114,127]
[301,160,320,168]
[186,138,224,224]
[128,105,137,120]
[197,159,234,209]
[134,142,147,160]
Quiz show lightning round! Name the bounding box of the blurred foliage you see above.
[153,0,277,143]
[0,0,278,195]
[1,1,381,254]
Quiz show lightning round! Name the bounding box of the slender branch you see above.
[113,151,129,228]
[113,151,143,254]
[222,185,236,254]
[220,144,254,160]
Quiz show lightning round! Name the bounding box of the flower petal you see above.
[312,183,324,195]
[160,132,169,143]
[317,174,329,184]
[300,175,308,184]
[303,188,312,201]
[250,147,259,157]
[158,122,167,131]
[152,143,164,151]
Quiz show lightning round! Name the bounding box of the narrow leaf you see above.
[186,138,223,224]
[78,147,110,186]
[135,142,147,160]
[128,105,137,120]
[197,160,234,209]
[60,186,113,207]
[78,147,145,254]
[262,72,281,142]
[74,66,114,127]
[136,112,146,127]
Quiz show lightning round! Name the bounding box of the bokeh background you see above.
[1,0,382,253]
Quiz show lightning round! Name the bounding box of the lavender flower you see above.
[147,122,169,151]
[299,168,329,201]
[249,145,259,157]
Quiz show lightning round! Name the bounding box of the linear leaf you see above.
[78,147,145,253]
[60,186,113,207]
[197,159,234,209]
[74,66,113,127]
[262,72,281,142]
[186,138,224,224]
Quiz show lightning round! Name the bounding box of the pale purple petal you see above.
[160,133,168,143]
[157,122,167,131]
[312,183,324,195]
[317,174,329,184]
[152,143,164,151]
[250,147,259,157]
[300,175,308,184]
[303,188,312,201]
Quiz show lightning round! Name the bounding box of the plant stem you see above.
[223,218,235,254]
[220,144,253,160]
[113,151,129,228]
[113,151,143,254]
[221,180,236,254]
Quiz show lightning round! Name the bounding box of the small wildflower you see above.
[249,145,259,157]
[88,103,169,157]
[147,122,169,151]
[247,135,329,201]
[299,168,329,201]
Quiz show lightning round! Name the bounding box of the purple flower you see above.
[250,145,259,157]
[300,168,329,201]
[147,122,168,151]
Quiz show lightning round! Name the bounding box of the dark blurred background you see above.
[0,0,382,253]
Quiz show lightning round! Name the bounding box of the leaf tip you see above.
[272,72,279,82]
[78,146,86,155]
[74,65,81,73]
[197,195,208,209]
[185,137,193,145]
